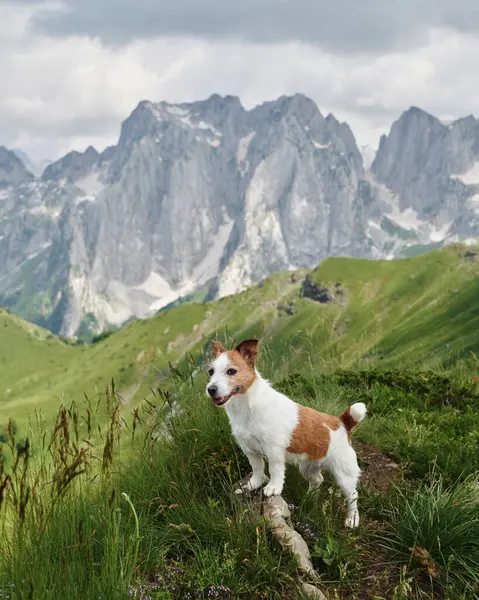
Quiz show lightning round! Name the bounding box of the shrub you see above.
[376,472,479,596]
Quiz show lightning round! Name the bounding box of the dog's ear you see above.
[235,339,259,366]
[211,340,226,358]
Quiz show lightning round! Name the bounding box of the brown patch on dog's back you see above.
[225,350,257,394]
[287,406,341,460]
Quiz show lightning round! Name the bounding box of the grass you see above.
[377,473,479,598]
[0,377,302,599]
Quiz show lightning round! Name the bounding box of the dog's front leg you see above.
[263,451,286,497]
[235,452,267,494]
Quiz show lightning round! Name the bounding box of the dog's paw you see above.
[235,474,267,495]
[263,483,282,497]
[245,474,268,492]
[344,509,360,528]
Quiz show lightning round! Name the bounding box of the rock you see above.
[0,146,34,187]
[300,276,333,303]
[232,486,330,598]
[300,275,348,307]
[463,250,478,261]
[301,582,328,599]
[266,518,317,579]
[263,495,291,520]
[234,480,319,582]
[42,146,100,183]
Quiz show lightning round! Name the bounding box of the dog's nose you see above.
[207,385,218,398]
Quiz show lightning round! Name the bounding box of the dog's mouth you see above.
[212,386,241,406]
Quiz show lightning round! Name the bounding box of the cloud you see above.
[1,1,479,162]
[13,0,479,55]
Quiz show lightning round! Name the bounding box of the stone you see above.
[301,582,328,599]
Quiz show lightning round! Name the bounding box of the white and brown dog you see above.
[206,338,366,528]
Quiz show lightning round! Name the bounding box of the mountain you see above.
[42,145,100,182]
[0,94,380,336]
[371,107,479,248]
[1,96,479,337]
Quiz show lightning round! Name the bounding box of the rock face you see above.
[1,96,479,336]
[42,146,100,183]
[215,96,373,298]
[371,107,479,246]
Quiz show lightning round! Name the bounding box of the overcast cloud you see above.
[1,0,479,162]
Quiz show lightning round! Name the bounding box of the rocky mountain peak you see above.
[250,94,322,126]
[0,146,34,188]
[42,146,100,183]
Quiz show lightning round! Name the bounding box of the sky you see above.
[2,0,479,162]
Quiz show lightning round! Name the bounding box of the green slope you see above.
[1,244,479,430]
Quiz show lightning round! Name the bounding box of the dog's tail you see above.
[339,402,367,433]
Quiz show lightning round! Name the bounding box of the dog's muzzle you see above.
[210,386,241,406]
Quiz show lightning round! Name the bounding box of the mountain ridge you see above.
[1,94,479,336]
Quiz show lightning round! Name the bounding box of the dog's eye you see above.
[227,368,237,376]
[208,368,214,377]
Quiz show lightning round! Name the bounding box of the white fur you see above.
[208,353,241,399]
[350,402,367,423]
[206,355,365,528]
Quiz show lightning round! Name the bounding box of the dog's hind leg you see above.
[336,473,360,528]
[329,456,361,528]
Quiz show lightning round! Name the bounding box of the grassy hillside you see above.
[2,244,479,432]
[1,244,479,599]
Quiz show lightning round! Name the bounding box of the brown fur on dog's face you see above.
[234,339,258,367]
[206,339,259,406]
[223,348,257,394]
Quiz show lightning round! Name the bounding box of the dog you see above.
[206,338,366,528]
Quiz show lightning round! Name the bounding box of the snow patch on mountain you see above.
[237,132,255,166]
[75,171,106,203]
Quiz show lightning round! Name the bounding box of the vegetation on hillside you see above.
[3,244,479,431]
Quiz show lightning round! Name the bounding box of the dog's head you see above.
[206,338,259,407]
